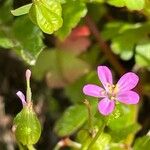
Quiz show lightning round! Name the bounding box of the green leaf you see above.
[107,0,125,7]
[12,16,44,65]
[29,0,63,34]
[135,39,150,68]
[107,0,145,10]
[125,0,145,10]
[133,135,150,150]
[104,22,150,60]
[56,1,87,39]
[32,50,90,88]
[11,3,32,16]
[54,104,88,136]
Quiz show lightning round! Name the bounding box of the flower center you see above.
[106,84,118,100]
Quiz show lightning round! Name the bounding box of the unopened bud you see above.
[26,69,31,81]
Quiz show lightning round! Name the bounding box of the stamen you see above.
[26,69,31,81]
[110,96,116,101]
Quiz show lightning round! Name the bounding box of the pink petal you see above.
[83,84,105,98]
[16,91,26,106]
[117,91,139,104]
[98,98,115,116]
[117,72,139,92]
[97,66,113,90]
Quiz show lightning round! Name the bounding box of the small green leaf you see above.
[125,0,145,10]
[107,0,125,7]
[107,0,145,10]
[29,0,63,34]
[12,16,44,65]
[56,1,87,39]
[11,3,32,16]
[54,104,88,136]
[133,135,150,150]
[13,107,41,145]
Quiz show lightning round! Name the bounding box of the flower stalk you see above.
[84,99,94,136]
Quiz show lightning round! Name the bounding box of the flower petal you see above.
[83,84,105,98]
[117,91,139,104]
[16,91,26,106]
[117,72,139,92]
[97,66,113,90]
[98,98,115,116]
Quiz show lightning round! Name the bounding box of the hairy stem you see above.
[84,99,94,135]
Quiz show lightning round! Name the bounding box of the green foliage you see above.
[12,16,44,65]
[107,0,145,10]
[29,0,63,34]
[56,1,87,39]
[102,22,150,67]
[54,104,88,136]
[11,3,32,16]
[13,107,41,145]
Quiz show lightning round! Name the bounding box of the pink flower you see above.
[83,66,139,116]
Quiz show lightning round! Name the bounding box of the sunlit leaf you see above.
[29,0,63,34]
[11,3,32,16]
[107,0,145,10]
